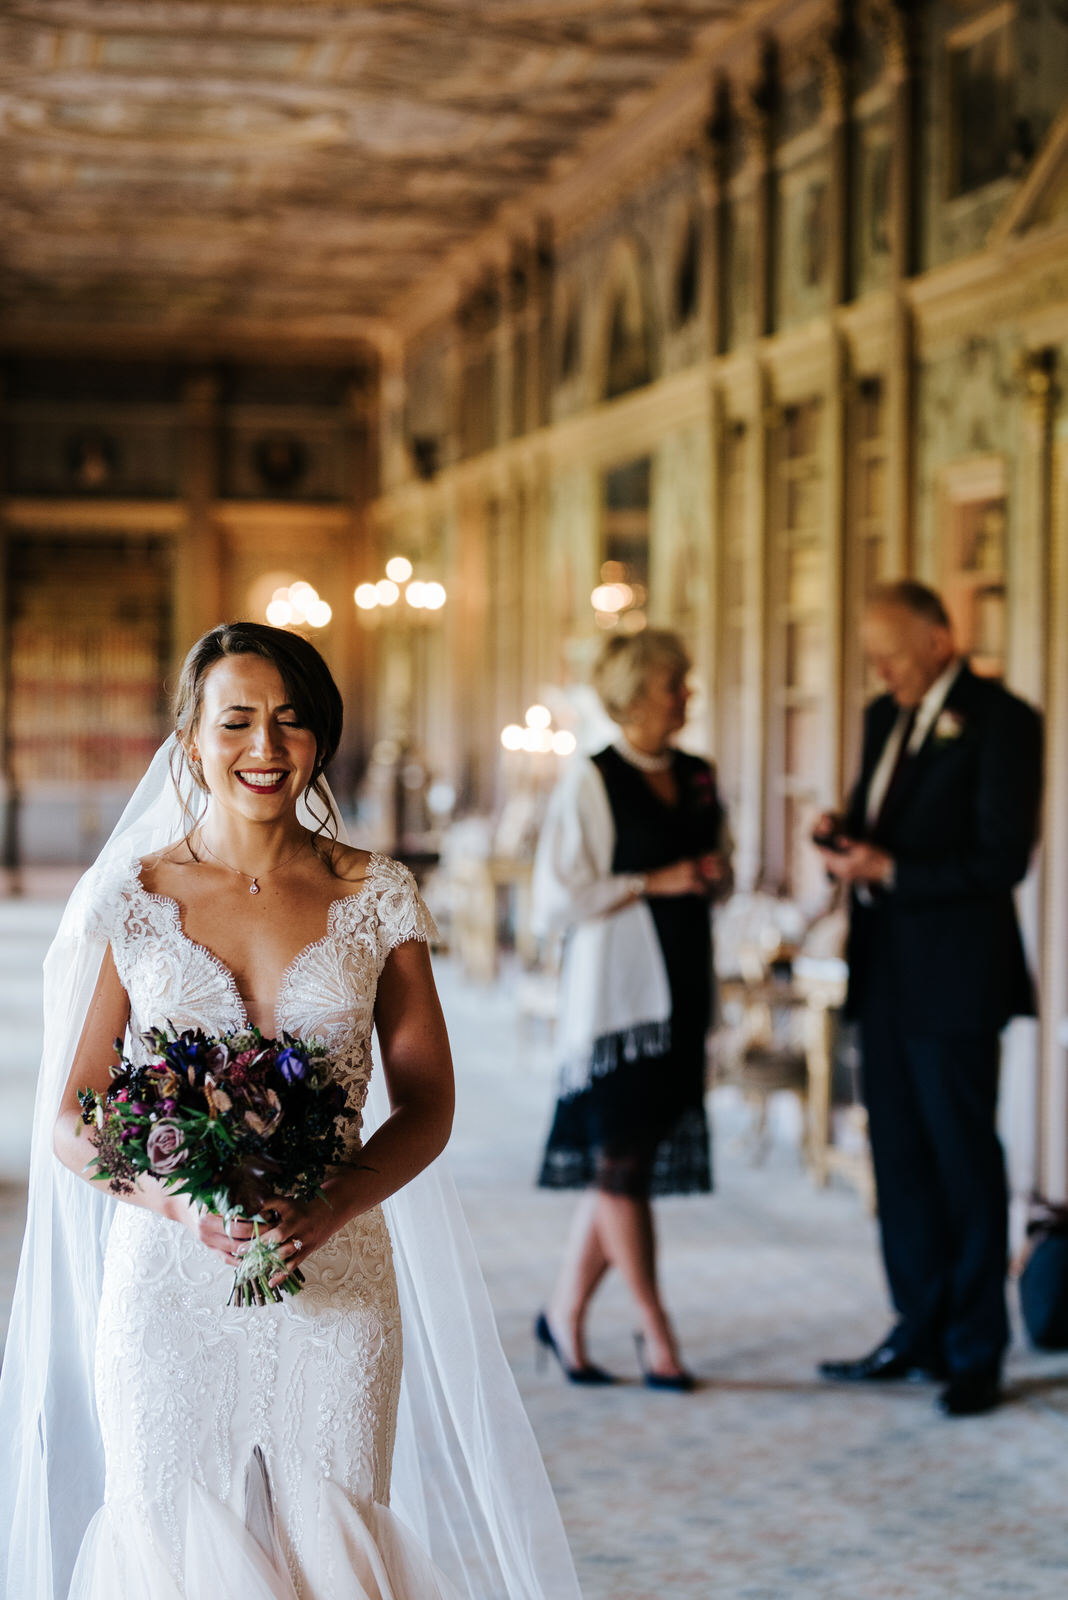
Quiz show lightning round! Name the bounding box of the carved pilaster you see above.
[179,369,222,643]
[1012,348,1064,1195]
[741,48,777,340]
[879,1,917,575]
[443,302,464,469]
[506,239,531,438]
[700,76,731,358]
[874,0,913,84]
[377,342,407,492]
[1037,353,1068,1198]
[816,14,854,307]
[495,250,519,447]
[528,215,554,433]
[0,363,16,878]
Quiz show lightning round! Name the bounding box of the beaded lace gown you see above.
[68,851,459,1600]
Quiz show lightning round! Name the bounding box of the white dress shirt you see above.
[864,657,963,829]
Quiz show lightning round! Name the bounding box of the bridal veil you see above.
[0,737,582,1600]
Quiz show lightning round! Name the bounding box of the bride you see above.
[0,621,581,1600]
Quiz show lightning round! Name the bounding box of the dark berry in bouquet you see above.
[78,1025,355,1306]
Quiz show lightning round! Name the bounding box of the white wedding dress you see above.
[68,850,461,1600]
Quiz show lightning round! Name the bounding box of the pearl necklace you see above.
[614,735,674,774]
[198,835,311,896]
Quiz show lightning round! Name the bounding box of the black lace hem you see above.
[537,1105,712,1198]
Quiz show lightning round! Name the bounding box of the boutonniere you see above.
[933,708,965,743]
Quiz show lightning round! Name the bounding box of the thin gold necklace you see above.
[197,833,310,896]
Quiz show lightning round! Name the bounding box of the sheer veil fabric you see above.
[0,737,582,1600]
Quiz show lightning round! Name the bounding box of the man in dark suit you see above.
[815,581,1043,1416]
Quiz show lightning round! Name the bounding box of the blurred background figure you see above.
[815,582,1043,1416]
[531,630,730,1388]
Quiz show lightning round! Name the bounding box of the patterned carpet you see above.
[443,964,1068,1600]
[3,899,1068,1598]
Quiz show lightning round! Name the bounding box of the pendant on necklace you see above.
[249,881,260,895]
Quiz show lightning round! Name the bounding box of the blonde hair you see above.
[592,628,691,724]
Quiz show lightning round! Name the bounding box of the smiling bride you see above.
[0,621,581,1600]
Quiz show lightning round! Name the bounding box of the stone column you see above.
[820,18,852,309]
[820,334,850,807]
[497,251,519,447]
[705,380,725,757]
[178,370,222,647]
[882,0,916,576]
[339,371,378,797]
[377,336,408,494]
[699,78,731,359]
[747,372,776,887]
[820,19,853,796]
[1019,351,1068,1199]
[0,364,18,878]
[527,218,554,433]
[442,304,464,470]
[745,55,777,341]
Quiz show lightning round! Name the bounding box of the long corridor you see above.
[2,900,1068,1598]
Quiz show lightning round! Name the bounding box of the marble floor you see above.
[3,897,1068,1598]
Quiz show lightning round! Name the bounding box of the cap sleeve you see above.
[372,855,439,970]
[67,852,138,947]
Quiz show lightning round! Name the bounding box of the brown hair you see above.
[592,628,691,723]
[868,580,951,630]
[171,621,344,856]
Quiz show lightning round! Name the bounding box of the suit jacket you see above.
[844,664,1043,1035]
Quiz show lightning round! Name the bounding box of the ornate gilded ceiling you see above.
[0,0,745,351]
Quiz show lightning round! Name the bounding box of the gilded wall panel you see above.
[649,423,712,671]
[775,151,833,329]
[546,465,600,683]
[853,106,894,300]
[913,330,1020,598]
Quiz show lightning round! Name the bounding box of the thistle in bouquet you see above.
[78,1024,356,1306]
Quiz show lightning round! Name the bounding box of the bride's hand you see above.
[169,1194,258,1265]
[255,1191,346,1287]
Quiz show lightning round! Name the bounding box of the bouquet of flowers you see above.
[78,1024,355,1306]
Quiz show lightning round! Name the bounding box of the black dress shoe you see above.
[936,1371,1002,1417]
[818,1342,942,1384]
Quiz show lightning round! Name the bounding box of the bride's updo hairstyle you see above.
[171,620,344,850]
[592,627,691,724]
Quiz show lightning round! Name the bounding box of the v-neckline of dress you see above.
[130,852,384,1035]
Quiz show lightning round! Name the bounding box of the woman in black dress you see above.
[532,630,730,1388]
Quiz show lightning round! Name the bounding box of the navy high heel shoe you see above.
[633,1332,697,1392]
[534,1313,616,1386]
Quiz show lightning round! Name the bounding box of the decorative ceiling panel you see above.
[0,0,744,346]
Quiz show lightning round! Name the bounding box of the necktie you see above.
[873,705,918,831]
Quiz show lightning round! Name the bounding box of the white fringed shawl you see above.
[531,756,675,1098]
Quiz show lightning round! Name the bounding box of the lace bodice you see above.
[80,850,440,1595]
[99,850,437,1148]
